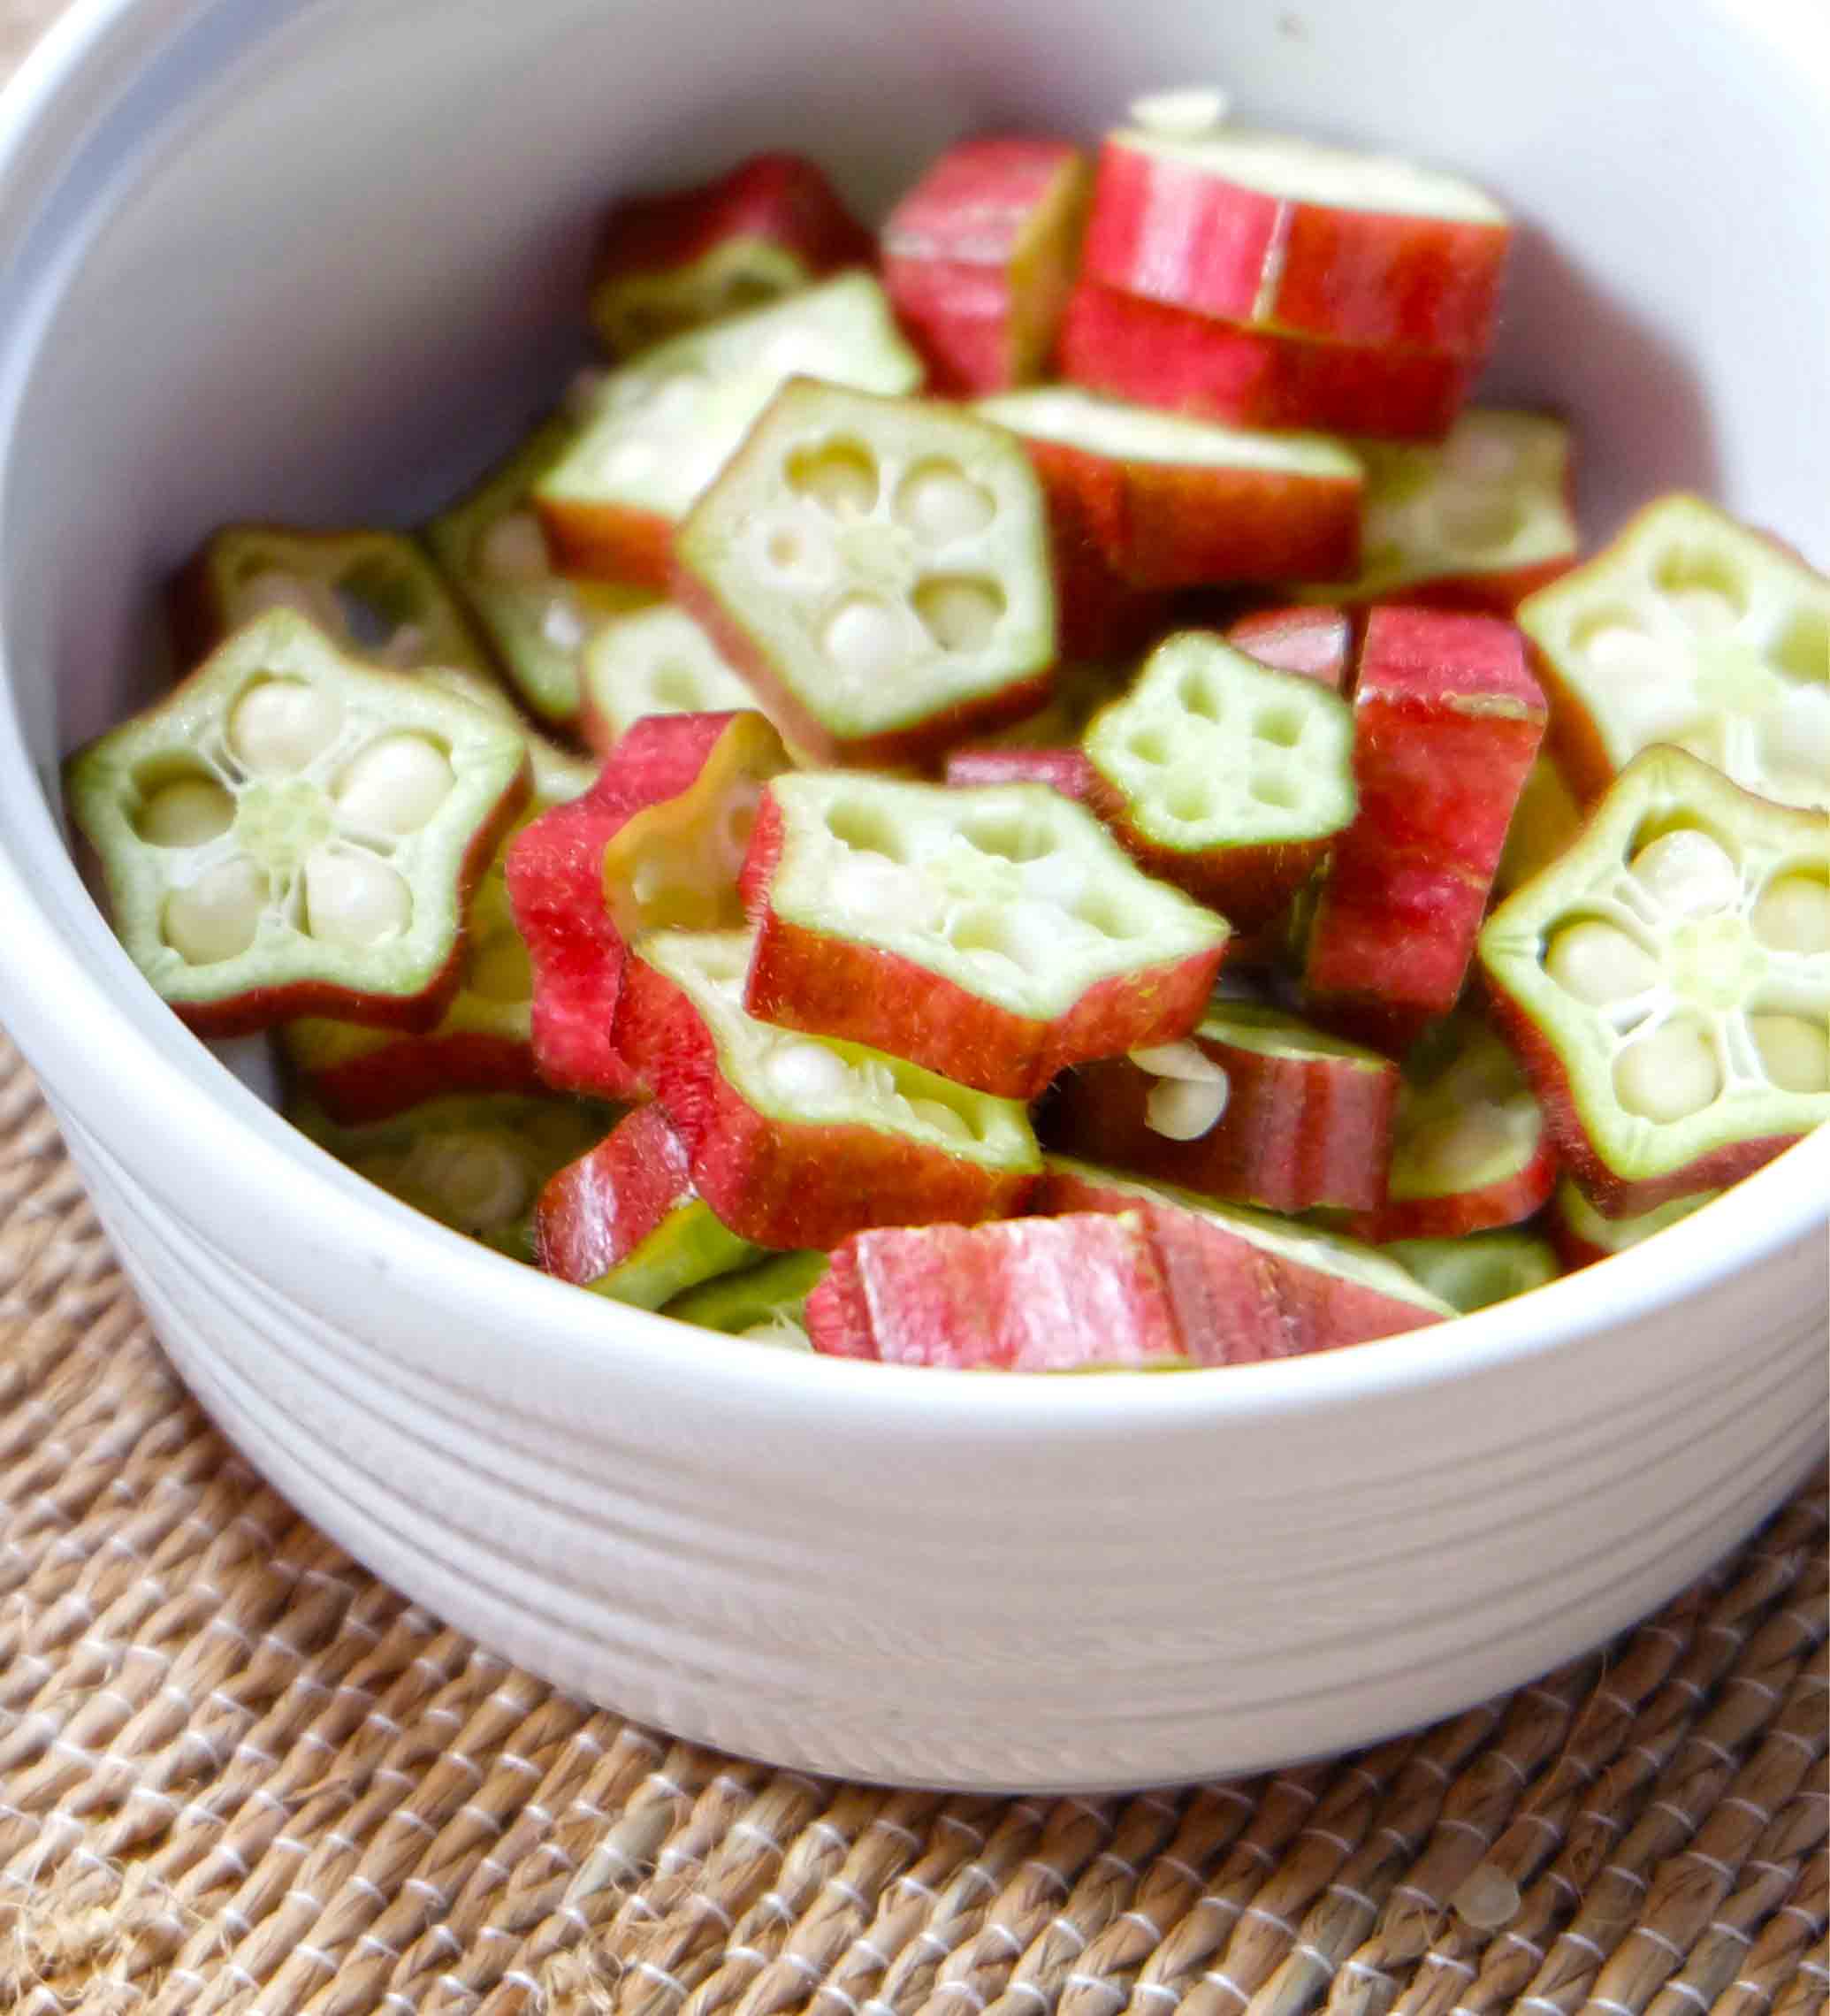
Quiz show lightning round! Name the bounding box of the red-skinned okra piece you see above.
[881,137,1093,394]
[737,774,1231,1098]
[1349,1012,1554,1241]
[1479,745,1830,1216]
[675,379,1057,767]
[536,274,922,588]
[1547,1176,1718,1271]
[1081,630,1358,931]
[1035,1157,1453,1359]
[534,1103,763,1309]
[978,386,1363,591]
[613,929,1040,1249]
[504,709,790,1099]
[1295,410,1577,613]
[1041,1001,1399,1215]
[589,152,873,358]
[172,524,497,677]
[1516,494,1830,813]
[1224,605,1353,689]
[807,1212,1197,1371]
[65,612,530,1039]
[942,745,1101,803]
[1301,606,1546,1052]
[1059,280,1479,439]
[1079,113,1509,355]
[939,662,1127,798]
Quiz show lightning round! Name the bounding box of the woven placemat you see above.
[2,1018,1826,2016]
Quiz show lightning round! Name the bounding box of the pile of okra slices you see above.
[67,91,1829,1371]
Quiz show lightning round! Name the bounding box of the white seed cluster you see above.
[1131,1041,1232,1141]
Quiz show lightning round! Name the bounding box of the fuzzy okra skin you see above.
[1081,630,1358,931]
[881,137,1093,395]
[590,152,873,358]
[1302,606,1546,1052]
[1041,1002,1399,1215]
[739,775,1231,1098]
[1386,1232,1559,1313]
[614,929,1040,1249]
[1079,124,1509,356]
[1224,606,1353,690]
[942,745,1101,803]
[1548,1176,1719,1271]
[1479,745,1830,1216]
[66,612,531,1038]
[675,378,1057,766]
[537,273,924,588]
[1515,493,1830,813]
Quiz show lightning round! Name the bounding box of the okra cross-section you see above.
[675,379,1057,765]
[1081,630,1357,929]
[66,611,530,1037]
[1518,493,1830,812]
[1480,745,1830,1215]
[738,774,1231,1097]
[535,273,923,588]
[577,605,759,753]
[613,929,1040,1249]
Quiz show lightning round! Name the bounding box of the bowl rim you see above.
[0,0,1826,1443]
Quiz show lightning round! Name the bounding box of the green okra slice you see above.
[577,604,759,752]
[1480,745,1829,1213]
[66,612,530,1036]
[1385,1231,1560,1313]
[1549,1175,1719,1270]
[662,1249,828,1343]
[1517,493,1830,812]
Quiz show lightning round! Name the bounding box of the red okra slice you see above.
[806,1212,1196,1371]
[1516,493,1830,813]
[1295,409,1577,612]
[291,1090,613,1260]
[1035,1157,1454,1358]
[1350,1012,1553,1241]
[577,604,759,754]
[737,774,1231,1098]
[1386,1231,1559,1314]
[1547,1176,1719,1271]
[504,709,789,1100]
[1041,1001,1399,1215]
[1224,605,1353,690]
[614,929,1040,1249]
[1079,115,1509,355]
[1301,606,1546,1052]
[535,273,923,588]
[1059,279,1479,439]
[662,1248,828,1345]
[65,612,530,1039]
[1081,630,1357,930]
[424,413,659,726]
[977,385,1362,591]
[674,379,1056,766]
[942,745,1101,803]
[589,153,873,359]
[173,524,496,679]
[881,137,1093,394]
[1478,745,1830,1215]
[535,1103,763,1309]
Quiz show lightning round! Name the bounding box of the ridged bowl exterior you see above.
[1,0,1826,1790]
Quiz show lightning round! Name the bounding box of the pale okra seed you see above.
[1667,585,1740,636]
[1749,1013,1830,1094]
[238,569,340,630]
[1630,828,1740,916]
[764,1040,856,1106]
[912,577,1004,653]
[467,930,532,1003]
[227,679,345,776]
[475,509,552,585]
[1440,425,1521,484]
[893,462,997,544]
[136,776,235,848]
[787,441,879,519]
[907,1096,972,1142]
[403,1133,530,1229]
[540,592,589,652]
[1544,919,1662,1004]
[162,855,266,965]
[332,734,454,836]
[1750,874,1830,954]
[1578,619,1662,673]
[822,595,905,681]
[1408,1107,1517,1189]
[302,848,412,949]
[1613,1021,1721,1122]
[1128,85,1230,135]
[1147,1076,1230,1141]
[1128,1041,1225,1082]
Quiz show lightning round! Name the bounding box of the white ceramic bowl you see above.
[1,0,1826,1793]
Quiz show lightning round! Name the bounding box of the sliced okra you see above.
[1517,493,1830,812]
[612,929,1040,1250]
[590,152,873,358]
[577,604,763,754]
[1493,752,1585,900]
[536,273,923,587]
[424,413,659,726]
[1386,1232,1559,1313]
[66,612,530,1036]
[1548,1176,1719,1271]
[1081,630,1357,930]
[662,1249,828,1346]
[675,378,1056,765]
[1041,1000,1399,1215]
[1480,745,1829,1215]
[1224,605,1353,690]
[738,773,1230,1097]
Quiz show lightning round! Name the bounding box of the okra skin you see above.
[1224,605,1353,690]
[536,1102,698,1287]
[942,746,1101,802]
[291,1030,546,1128]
